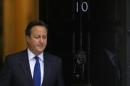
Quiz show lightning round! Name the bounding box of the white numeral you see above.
[76,1,88,13]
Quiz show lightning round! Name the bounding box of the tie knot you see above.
[34,56,39,61]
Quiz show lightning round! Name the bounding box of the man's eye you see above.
[34,36,40,39]
[42,36,47,39]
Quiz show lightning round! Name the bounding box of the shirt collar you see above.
[27,49,44,61]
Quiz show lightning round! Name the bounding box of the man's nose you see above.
[40,38,44,43]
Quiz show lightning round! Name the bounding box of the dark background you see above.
[39,0,126,86]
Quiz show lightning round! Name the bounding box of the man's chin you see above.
[37,49,44,53]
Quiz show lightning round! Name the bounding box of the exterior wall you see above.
[3,0,39,59]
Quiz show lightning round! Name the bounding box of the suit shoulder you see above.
[44,52,62,61]
[5,50,26,61]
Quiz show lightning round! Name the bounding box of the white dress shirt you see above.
[27,49,44,85]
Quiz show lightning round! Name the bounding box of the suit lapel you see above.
[19,50,34,86]
[42,53,51,86]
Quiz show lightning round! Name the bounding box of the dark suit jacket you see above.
[0,50,64,86]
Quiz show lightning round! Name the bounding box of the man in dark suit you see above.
[0,20,64,86]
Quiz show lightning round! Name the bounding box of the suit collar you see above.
[27,49,44,62]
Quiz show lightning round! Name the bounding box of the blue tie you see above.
[33,56,41,86]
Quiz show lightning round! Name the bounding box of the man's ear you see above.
[26,36,30,42]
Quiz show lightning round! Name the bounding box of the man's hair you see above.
[25,20,48,36]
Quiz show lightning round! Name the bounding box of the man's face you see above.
[26,26,47,55]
